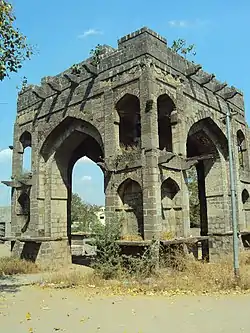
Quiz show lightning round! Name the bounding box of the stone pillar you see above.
[197,161,209,260]
[171,86,186,156]
[140,67,162,240]
[103,86,120,224]
[104,87,119,158]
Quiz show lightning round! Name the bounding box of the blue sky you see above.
[0,0,249,207]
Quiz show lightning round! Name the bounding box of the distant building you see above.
[95,206,105,225]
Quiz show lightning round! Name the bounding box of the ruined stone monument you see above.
[3,27,250,266]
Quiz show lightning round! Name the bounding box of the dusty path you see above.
[0,282,249,333]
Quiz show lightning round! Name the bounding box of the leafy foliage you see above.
[71,193,100,232]
[0,0,33,80]
[89,44,102,66]
[91,217,122,279]
[171,38,196,58]
[186,167,200,227]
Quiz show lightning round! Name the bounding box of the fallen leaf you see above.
[26,312,31,321]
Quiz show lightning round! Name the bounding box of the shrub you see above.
[0,256,38,276]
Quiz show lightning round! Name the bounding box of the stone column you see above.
[140,66,162,240]
[171,86,186,156]
[197,161,209,260]
[103,87,120,224]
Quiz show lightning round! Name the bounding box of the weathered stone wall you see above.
[5,27,249,265]
[0,206,11,238]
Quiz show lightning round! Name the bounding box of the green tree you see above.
[171,38,196,58]
[0,0,33,80]
[187,167,200,227]
[71,193,100,232]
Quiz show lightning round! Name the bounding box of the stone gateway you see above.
[3,27,250,267]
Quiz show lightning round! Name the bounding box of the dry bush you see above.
[120,234,143,241]
[43,270,97,289]
[0,256,39,276]
[160,231,175,240]
[42,251,250,295]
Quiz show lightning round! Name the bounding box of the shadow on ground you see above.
[0,276,21,293]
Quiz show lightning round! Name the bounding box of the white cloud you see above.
[81,175,92,182]
[0,149,12,163]
[78,156,93,164]
[77,29,103,39]
[168,19,209,28]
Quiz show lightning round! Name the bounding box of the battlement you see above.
[16,27,245,116]
[118,27,167,46]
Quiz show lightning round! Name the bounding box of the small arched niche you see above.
[118,178,143,238]
[242,189,250,230]
[115,94,141,150]
[20,131,32,173]
[161,177,180,235]
[157,94,176,152]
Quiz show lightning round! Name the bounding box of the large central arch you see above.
[39,117,105,252]
[186,117,228,260]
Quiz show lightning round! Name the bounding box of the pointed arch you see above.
[186,117,228,159]
[40,117,104,162]
[242,189,249,205]
[115,93,141,149]
[157,94,176,152]
[237,130,248,169]
[19,131,32,172]
[161,177,180,200]
[118,178,143,238]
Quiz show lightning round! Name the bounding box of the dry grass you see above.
[41,252,250,295]
[0,256,39,276]
[120,234,143,241]
[160,231,175,240]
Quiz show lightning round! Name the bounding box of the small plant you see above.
[171,38,196,58]
[91,217,122,279]
[21,76,28,89]
[71,64,81,75]
[120,144,138,152]
[90,44,102,66]
[160,231,175,240]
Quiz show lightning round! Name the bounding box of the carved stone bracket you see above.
[83,63,98,77]
[212,82,227,93]
[185,64,202,77]
[199,73,215,86]
[32,86,47,100]
[1,179,32,188]
[64,73,80,85]
[45,77,63,92]
[221,86,239,100]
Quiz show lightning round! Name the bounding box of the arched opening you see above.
[237,130,247,169]
[40,117,105,259]
[186,117,228,261]
[157,94,175,151]
[20,131,32,173]
[17,192,30,216]
[71,157,105,232]
[161,177,181,236]
[115,94,141,150]
[118,178,144,238]
[17,191,30,233]
[242,189,250,230]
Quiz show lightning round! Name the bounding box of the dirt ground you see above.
[0,282,249,333]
